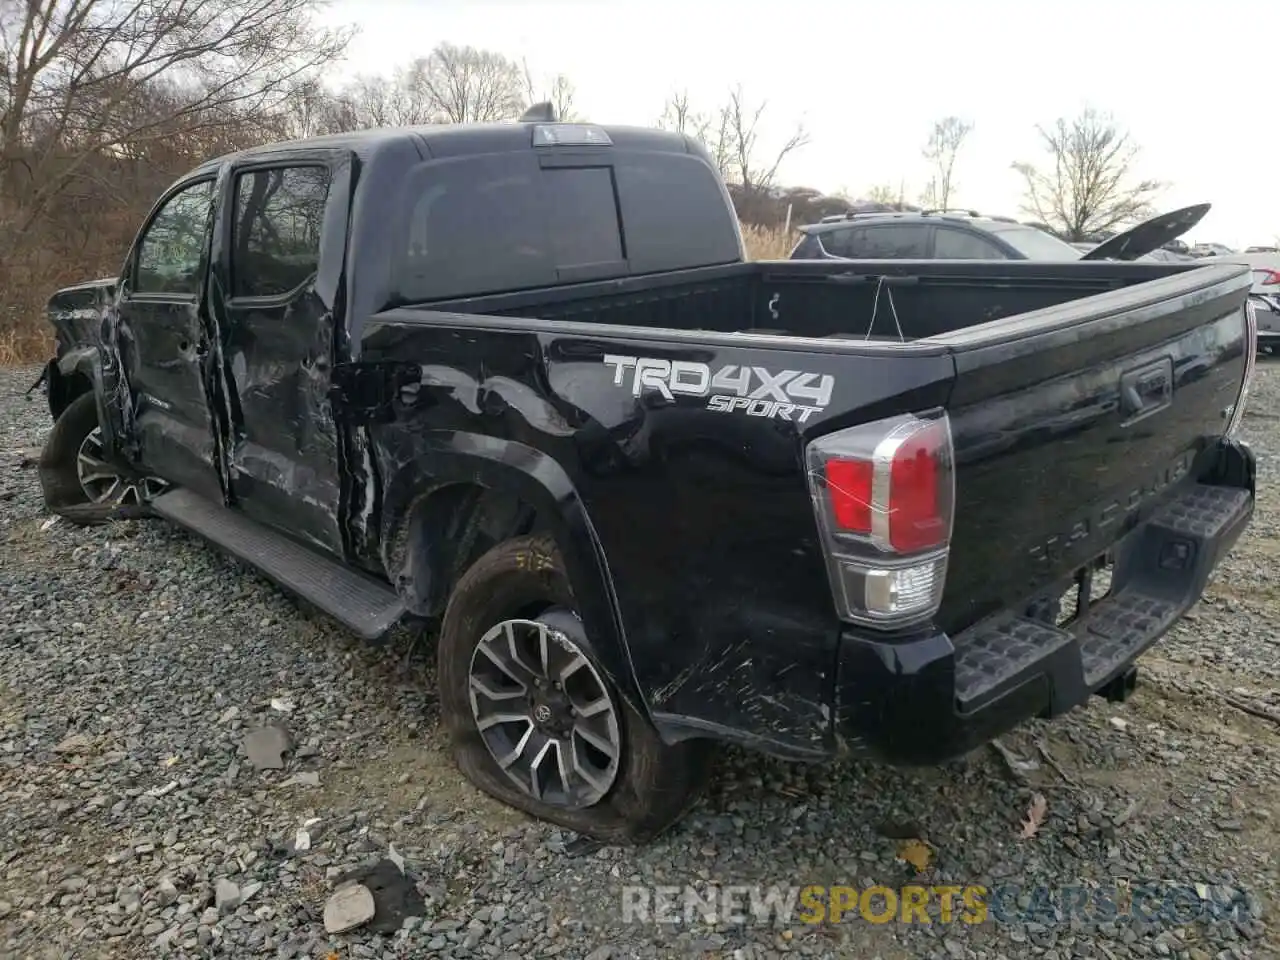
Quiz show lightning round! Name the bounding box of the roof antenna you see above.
[519,101,557,123]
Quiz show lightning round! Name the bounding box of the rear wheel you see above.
[39,393,166,524]
[438,534,709,842]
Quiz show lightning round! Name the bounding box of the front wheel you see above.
[437,534,709,843]
[39,392,166,524]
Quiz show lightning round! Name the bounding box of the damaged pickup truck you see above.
[37,115,1258,842]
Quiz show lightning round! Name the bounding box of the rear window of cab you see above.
[394,149,742,302]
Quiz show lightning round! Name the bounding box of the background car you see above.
[1189,241,1236,257]
[790,211,1087,262]
[1201,250,1280,304]
[1201,250,1280,350]
[1144,248,1197,263]
[790,205,1209,265]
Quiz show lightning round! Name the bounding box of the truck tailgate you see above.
[927,263,1254,635]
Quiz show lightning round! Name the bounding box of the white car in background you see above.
[1204,250,1280,349]
[1070,241,1194,263]
[1190,241,1237,257]
[1203,250,1280,301]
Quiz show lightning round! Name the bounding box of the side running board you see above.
[150,489,405,640]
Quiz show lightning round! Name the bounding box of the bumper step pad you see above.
[952,483,1251,713]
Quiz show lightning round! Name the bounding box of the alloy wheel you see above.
[76,427,167,506]
[467,615,622,808]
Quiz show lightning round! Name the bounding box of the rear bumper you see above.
[834,439,1255,765]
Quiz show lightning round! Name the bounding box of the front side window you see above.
[934,228,1006,259]
[986,224,1082,261]
[231,166,331,298]
[135,180,214,295]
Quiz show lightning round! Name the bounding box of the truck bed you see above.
[363,255,1253,762]
[410,258,1208,342]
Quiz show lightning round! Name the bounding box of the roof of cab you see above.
[191,121,697,176]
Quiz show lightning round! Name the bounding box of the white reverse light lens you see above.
[835,554,948,625]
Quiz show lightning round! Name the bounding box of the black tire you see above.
[438,534,709,843]
[38,393,149,525]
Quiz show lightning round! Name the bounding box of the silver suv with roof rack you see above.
[792,208,1088,261]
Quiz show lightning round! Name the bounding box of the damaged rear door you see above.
[215,155,349,554]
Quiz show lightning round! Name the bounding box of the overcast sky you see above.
[323,0,1275,249]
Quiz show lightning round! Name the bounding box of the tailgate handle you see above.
[1119,358,1174,424]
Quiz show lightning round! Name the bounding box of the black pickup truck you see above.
[36,116,1258,843]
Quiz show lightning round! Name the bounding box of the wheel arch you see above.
[378,431,644,712]
[47,349,98,421]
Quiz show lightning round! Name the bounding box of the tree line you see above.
[0,0,1163,361]
[721,106,1160,244]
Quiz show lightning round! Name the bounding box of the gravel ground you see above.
[0,362,1277,960]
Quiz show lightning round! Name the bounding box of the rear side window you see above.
[790,234,824,258]
[395,149,740,302]
[231,166,331,298]
[818,227,864,258]
[934,228,1005,259]
[858,224,930,258]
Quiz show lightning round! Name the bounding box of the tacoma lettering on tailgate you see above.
[1027,449,1196,568]
[602,354,834,422]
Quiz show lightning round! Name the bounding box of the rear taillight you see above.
[1256,269,1280,286]
[1227,302,1257,438]
[806,411,955,628]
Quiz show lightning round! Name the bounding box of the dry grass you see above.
[0,220,800,367]
[740,222,797,260]
[0,328,54,367]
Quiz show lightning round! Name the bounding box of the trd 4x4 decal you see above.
[602,354,834,422]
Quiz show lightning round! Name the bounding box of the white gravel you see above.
[1,362,1277,960]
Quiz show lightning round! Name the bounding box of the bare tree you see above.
[656,90,706,138]
[410,42,525,124]
[521,62,578,121]
[920,116,972,209]
[721,86,809,196]
[346,68,436,128]
[278,78,364,139]
[1012,108,1162,241]
[865,183,898,205]
[0,18,590,360]
[656,89,727,179]
[542,74,577,122]
[657,86,808,196]
[0,0,351,235]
